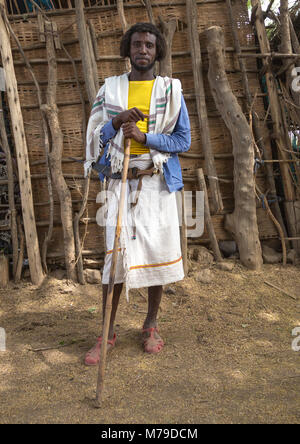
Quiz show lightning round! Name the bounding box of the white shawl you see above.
[84,73,182,176]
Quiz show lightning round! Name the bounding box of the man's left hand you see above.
[122,122,146,145]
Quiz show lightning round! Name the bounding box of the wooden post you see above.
[279,0,300,120]
[44,21,77,281]
[289,16,300,56]
[196,169,222,262]
[186,0,223,215]
[0,94,18,277]
[75,0,97,106]
[251,0,295,203]
[181,188,188,275]
[158,16,176,78]
[73,171,91,284]
[117,0,131,72]
[0,2,44,285]
[75,1,102,281]
[4,12,55,274]
[226,0,289,247]
[87,23,99,92]
[144,0,155,25]
[206,26,262,270]
[0,254,9,287]
[15,215,24,282]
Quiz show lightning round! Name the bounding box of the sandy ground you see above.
[0,257,299,424]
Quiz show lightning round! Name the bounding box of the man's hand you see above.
[112,107,148,130]
[122,122,146,144]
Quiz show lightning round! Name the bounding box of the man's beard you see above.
[130,58,156,73]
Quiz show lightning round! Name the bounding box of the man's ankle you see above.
[143,319,157,330]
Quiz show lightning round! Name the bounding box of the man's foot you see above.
[84,333,116,366]
[142,327,164,354]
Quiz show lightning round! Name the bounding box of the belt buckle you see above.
[153,168,159,175]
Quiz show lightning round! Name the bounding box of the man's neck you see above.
[129,68,155,81]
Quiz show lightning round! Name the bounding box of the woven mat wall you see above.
[8,0,277,260]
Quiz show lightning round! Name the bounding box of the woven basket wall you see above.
[7,0,277,262]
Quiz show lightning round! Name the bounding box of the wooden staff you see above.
[95,139,131,407]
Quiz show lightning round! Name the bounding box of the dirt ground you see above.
[0,256,299,424]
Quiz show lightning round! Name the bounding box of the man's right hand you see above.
[112,107,148,131]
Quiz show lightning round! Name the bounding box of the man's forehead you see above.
[131,32,156,43]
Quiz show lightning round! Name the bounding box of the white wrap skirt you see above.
[100,155,184,297]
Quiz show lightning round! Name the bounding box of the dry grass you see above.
[0,260,299,424]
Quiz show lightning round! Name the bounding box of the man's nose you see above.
[139,44,147,53]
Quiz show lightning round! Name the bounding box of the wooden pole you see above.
[44,20,77,281]
[279,0,300,120]
[3,11,55,273]
[0,254,9,287]
[73,171,91,284]
[289,16,300,55]
[256,185,287,265]
[144,0,155,25]
[75,0,97,106]
[181,188,188,275]
[117,0,131,72]
[206,26,262,270]
[226,0,289,247]
[74,0,101,282]
[0,2,44,285]
[251,0,295,203]
[0,94,18,277]
[158,16,176,78]
[95,139,131,407]
[15,214,24,282]
[186,0,223,215]
[196,169,222,262]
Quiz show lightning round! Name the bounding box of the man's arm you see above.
[112,107,148,131]
[101,96,191,153]
[100,108,148,146]
[100,120,118,146]
[144,96,191,153]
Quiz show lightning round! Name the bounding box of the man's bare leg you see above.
[142,285,164,352]
[143,285,162,329]
[84,283,123,365]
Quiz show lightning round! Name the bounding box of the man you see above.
[84,23,191,365]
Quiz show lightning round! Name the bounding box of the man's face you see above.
[129,32,157,72]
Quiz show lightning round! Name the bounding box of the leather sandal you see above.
[142,327,164,354]
[84,333,116,366]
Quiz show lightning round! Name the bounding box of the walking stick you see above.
[95,138,131,407]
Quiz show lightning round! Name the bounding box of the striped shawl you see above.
[84,73,182,176]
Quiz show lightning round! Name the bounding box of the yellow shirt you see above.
[127,80,155,155]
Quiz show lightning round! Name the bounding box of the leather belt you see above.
[127,165,159,180]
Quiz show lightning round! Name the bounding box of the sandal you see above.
[84,333,116,366]
[142,327,164,354]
